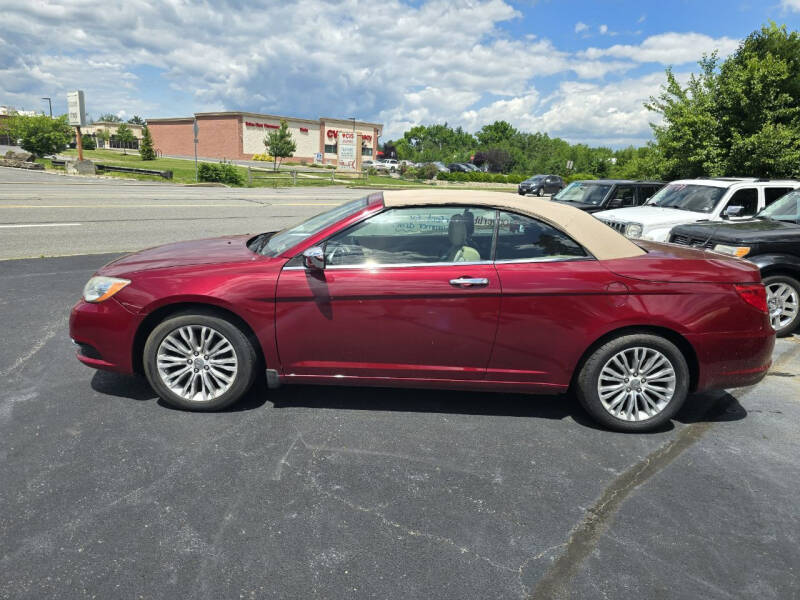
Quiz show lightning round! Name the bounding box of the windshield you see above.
[646,183,726,213]
[554,182,612,206]
[758,190,800,222]
[252,197,369,256]
[525,175,545,183]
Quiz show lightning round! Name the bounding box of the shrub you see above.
[565,172,597,184]
[252,153,274,161]
[367,167,378,176]
[81,134,96,150]
[2,114,72,158]
[198,161,244,186]
[417,163,439,179]
[436,171,528,184]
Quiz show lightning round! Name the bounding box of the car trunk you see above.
[604,240,761,283]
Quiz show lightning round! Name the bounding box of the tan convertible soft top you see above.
[382,189,645,260]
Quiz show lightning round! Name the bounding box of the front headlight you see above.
[82,276,131,303]
[713,244,751,258]
[624,223,643,239]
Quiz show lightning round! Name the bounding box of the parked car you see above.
[669,188,800,336]
[373,159,399,173]
[595,177,800,241]
[447,163,472,173]
[462,163,481,172]
[70,191,773,432]
[518,175,566,197]
[430,161,450,173]
[361,160,374,170]
[551,179,663,213]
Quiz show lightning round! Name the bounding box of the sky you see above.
[2,0,800,148]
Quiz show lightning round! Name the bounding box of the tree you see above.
[127,115,145,125]
[97,113,122,122]
[139,125,156,160]
[1,114,71,158]
[475,121,517,146]
[113,123,136,154]
[263,119,296,171]
[484,148,513,173]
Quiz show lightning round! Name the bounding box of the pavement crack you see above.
[527,394,736,600]
[308,475,517,576]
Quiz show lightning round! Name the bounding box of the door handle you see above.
[449,277,489,288]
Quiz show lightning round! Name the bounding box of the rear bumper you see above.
[69,298,141,374]
[688,328,775,391]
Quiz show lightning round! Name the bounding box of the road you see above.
[0,168,364,259]
[1,259,800,599]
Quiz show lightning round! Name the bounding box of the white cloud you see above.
[637,14,647,23]
[581,32,740,64]
[599,24,609,35]
[782,0,800,11]
[0,1,741,145]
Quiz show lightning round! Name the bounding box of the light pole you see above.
[41,97,52,118]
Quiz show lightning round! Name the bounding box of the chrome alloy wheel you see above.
[156,325,238,402]
[766,282,799,331]
[597,347,676,422]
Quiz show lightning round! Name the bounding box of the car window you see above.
[725,188,758,216]
[765,187,793,207]
[323,206,497,266]
[611,185,636,207]
[647,184,726,213]
[759,190,800,222]
[494,211,588,262]
[554,182,612,206]
[255,196,369,256]
[638,185,661,204]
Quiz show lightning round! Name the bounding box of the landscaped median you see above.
[40,149,514,191]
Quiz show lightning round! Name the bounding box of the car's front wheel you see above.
[576,334,689,432]
[536,188,544,197]
[143,312,258,411]
[764,274,800,337]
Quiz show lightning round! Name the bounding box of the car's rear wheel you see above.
[576,334,689,432]
[764,275,800,337]
[143,313,257,411]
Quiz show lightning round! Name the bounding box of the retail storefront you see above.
[148,112,382,167]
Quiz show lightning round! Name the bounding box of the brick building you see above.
[147,112,383,165]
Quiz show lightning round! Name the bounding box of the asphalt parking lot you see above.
[1,170,800,599]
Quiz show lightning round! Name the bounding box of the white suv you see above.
[595,178,800,242]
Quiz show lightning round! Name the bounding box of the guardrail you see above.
[96,164,173,179]
[247,166,367,187]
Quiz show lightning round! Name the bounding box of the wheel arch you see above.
[570,325,700,392]
[132,302,265,375]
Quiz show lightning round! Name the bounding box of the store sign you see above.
[300,127,309,133]
[327,129,371,143]
[245,121,279,129]
[66,90,86,126]
[338,132,357,170]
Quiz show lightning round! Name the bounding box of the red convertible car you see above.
[70,191,774,431]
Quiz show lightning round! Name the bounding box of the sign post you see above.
[193,119,199,182]
[337,131,357,171]
[67,90,86,161]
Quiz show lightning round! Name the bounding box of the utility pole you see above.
[193,118,199,182]
[41,97,52,118]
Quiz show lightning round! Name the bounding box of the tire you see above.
[764,274,800,337]
[575,333,690,432]
[536,187,544,197]
[143,312,258,411]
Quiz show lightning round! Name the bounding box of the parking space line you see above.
[0,222,82,228]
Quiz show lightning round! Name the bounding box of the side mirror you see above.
[724,205,745,218]
[303,246,325,270]
[607,198,623,209]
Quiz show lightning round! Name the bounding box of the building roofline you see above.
[146,112,384,130]
[146,117,195,123]
[320,116,383,129]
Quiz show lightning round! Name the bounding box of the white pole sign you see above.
[67,90,86,126]
[338,131,357,170]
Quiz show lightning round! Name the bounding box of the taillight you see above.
[734,283,768,313]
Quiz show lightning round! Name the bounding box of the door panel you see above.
[275,264,501,380]
[490,261,620,387]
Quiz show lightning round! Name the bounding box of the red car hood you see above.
[98,235,259,276]
[606,240,761,283]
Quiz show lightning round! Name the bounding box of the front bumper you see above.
[69,298,141,374]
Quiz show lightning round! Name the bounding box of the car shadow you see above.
[90,371,746,430]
